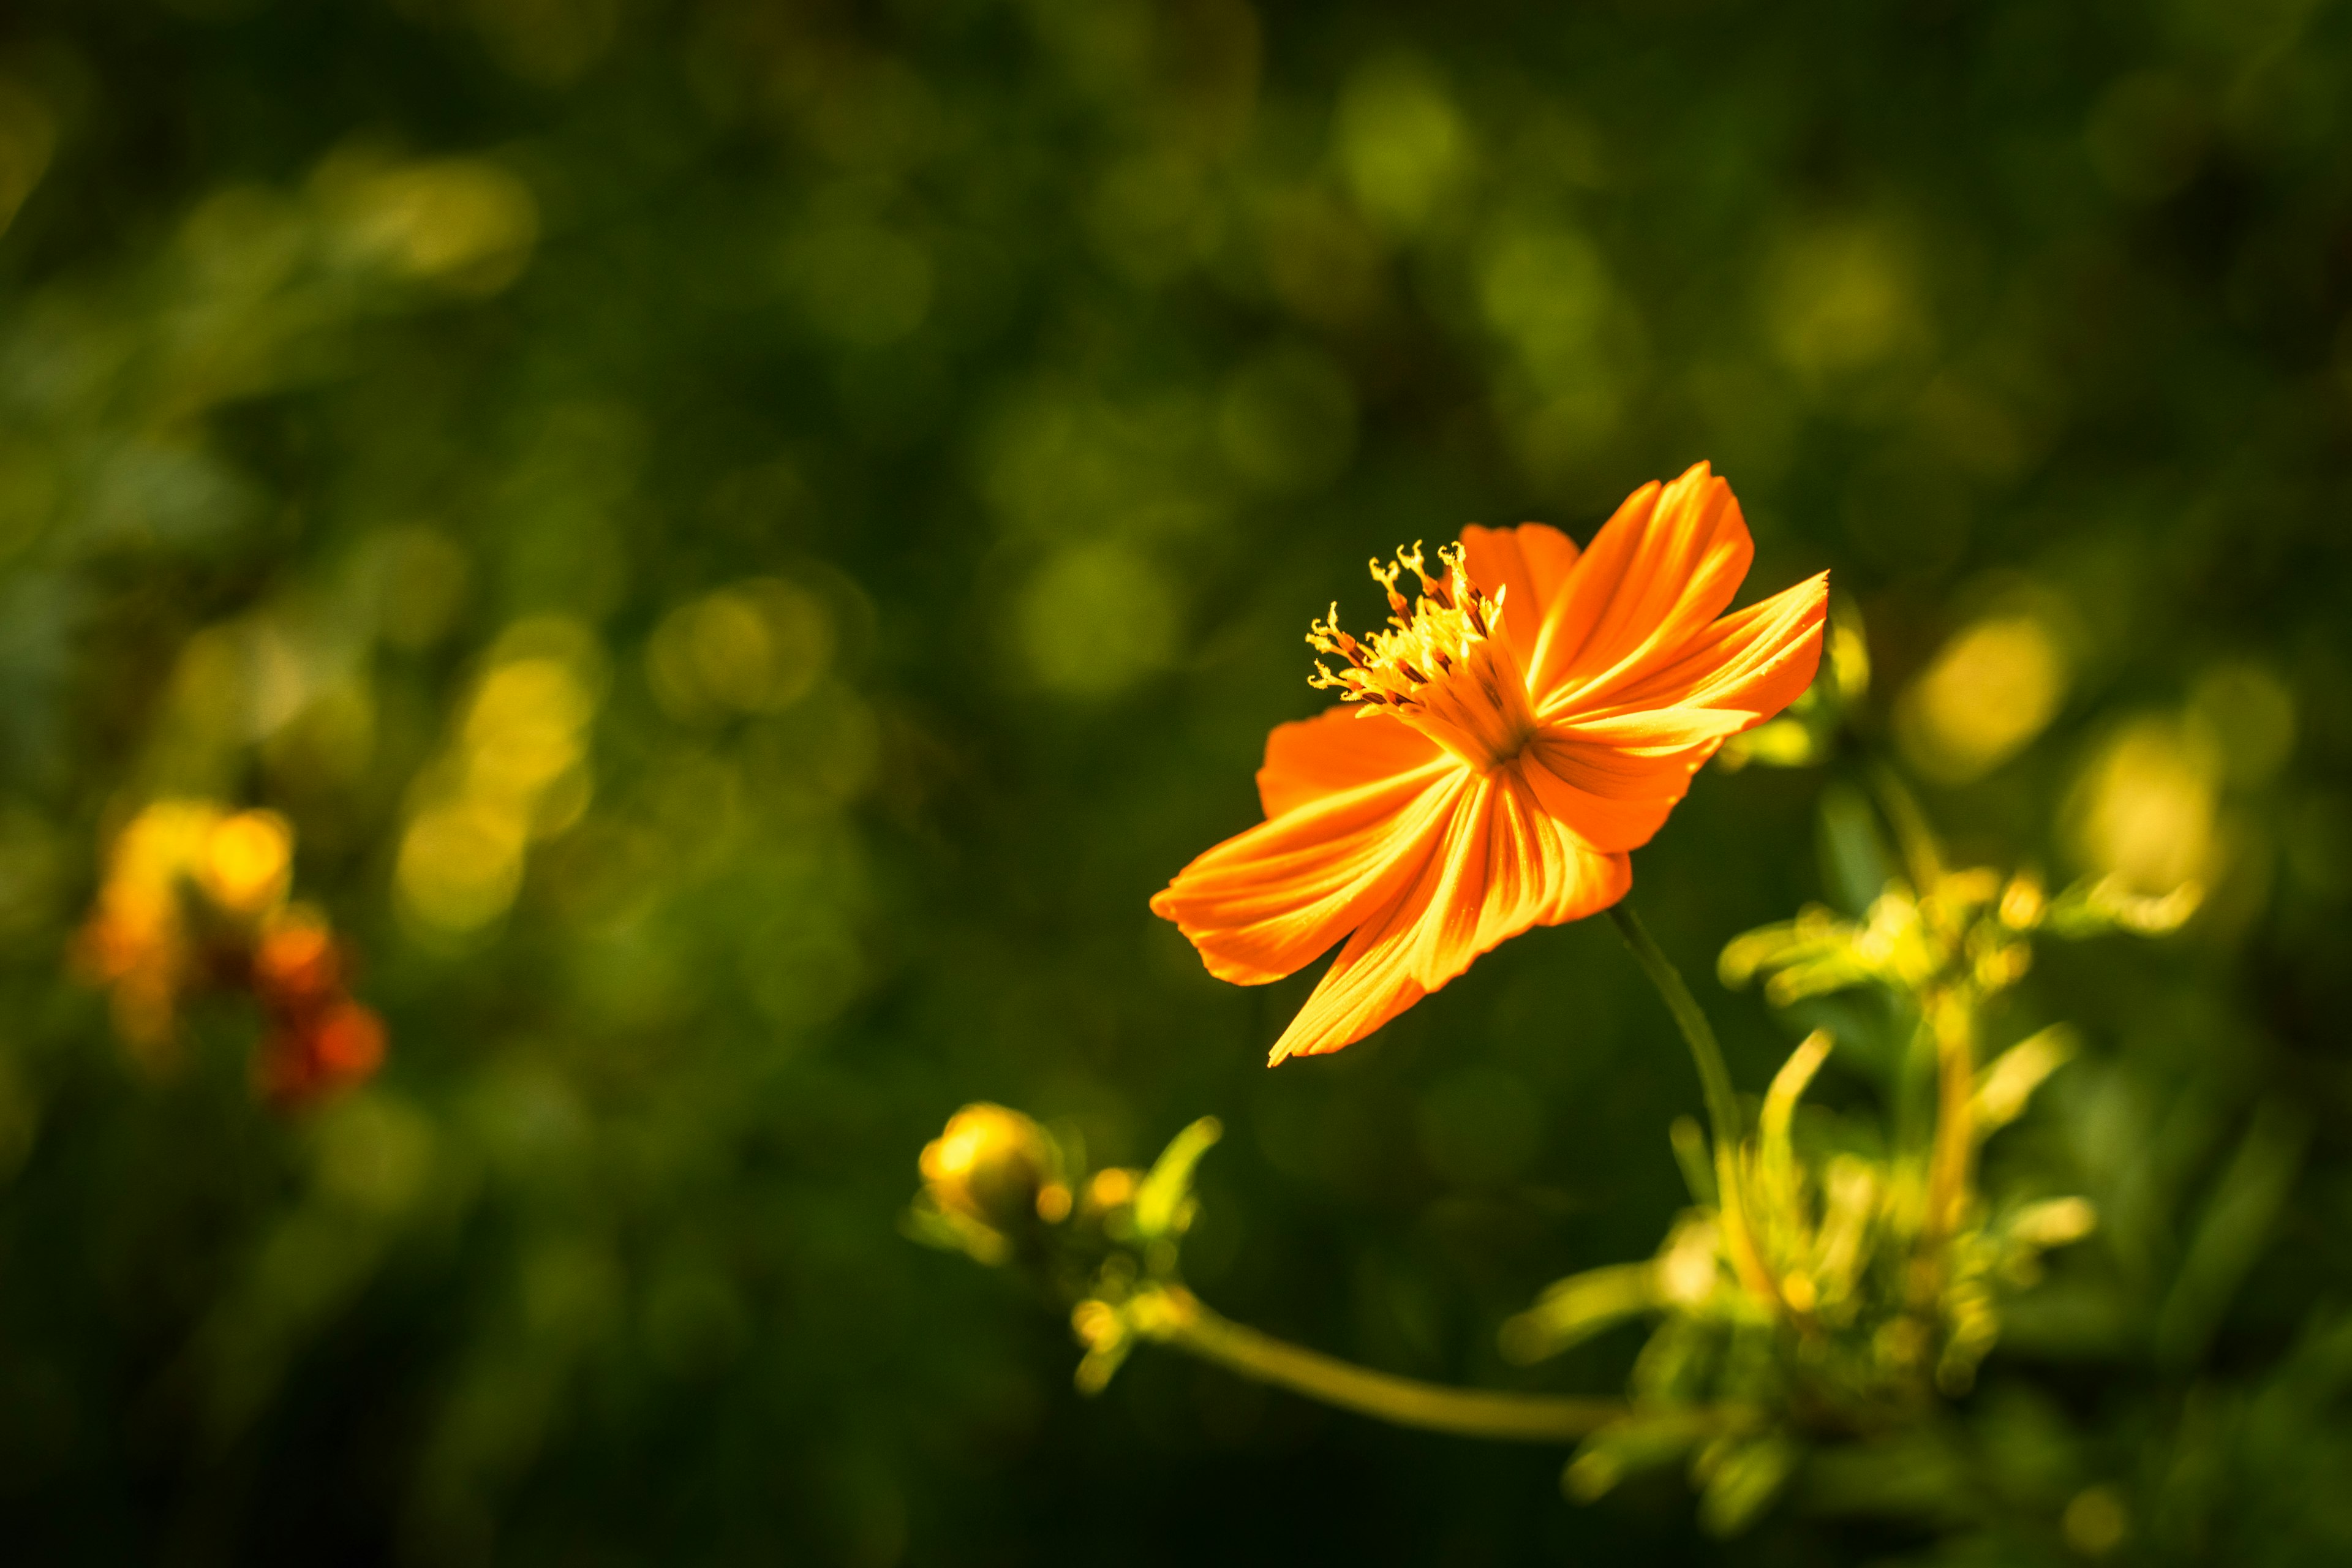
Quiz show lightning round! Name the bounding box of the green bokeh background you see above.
[1,0,2348,1562]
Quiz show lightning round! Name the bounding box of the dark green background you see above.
[1,0,2347,1562]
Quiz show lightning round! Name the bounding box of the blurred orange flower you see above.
[1152,462,1828,1063]
[74,799,386,1107]
[250,910,388,1107]
[75,802,293,1054]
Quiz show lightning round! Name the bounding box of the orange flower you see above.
[1152,462,1828,1063]
[255,999,388,1107]
[73,801,389,1106]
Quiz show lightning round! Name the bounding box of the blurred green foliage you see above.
[1,0,2349,1562]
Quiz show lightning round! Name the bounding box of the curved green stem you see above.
[1142,1287,1626,1442]
[1607,904,1743,1161]
[1865,760,1945,891]
[1607,905,1781,1300]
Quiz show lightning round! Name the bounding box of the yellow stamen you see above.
[1307,541,1537,771]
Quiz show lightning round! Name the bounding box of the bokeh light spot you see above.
[335,157,540,296]
[200,810,293,915]
[2189,661,2295,786]
[399,622,603,936]
[1480,221,1610,382]
[1337,56,1466,236]
[1016,541,1178,697]
[1897,611,2071,784]
[2069,717,2221,895]
[398,804,528,935]
[647,580,835,722]
[317,1093,437,1218]
[1766,222,1927,383]
[2062,1485,2130,1557]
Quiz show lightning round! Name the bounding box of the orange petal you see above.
[1460,522,1581,683]
[1406,775,1500,990]
[1521,726,1719,853]
[1264,893,1433,1063]
[1446,767,1633,979]
[1152,766,1466,986]
[1258,705,1447,819]
[1510,573,1826,853]
[1564,570,1830,734]
[1269,771,1630,1061]
[1526,462,1754,704]
[1548,707,1755,752]
[1266,789,1486,1062]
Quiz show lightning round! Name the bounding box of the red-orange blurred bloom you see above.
[74,800,388,1107]
[249,910,386,1105]
[255,997,388,1107]
[1152,463,1828,1063]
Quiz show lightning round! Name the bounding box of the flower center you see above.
[1308,541,1539,772]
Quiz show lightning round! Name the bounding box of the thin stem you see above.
[1921,987,1976,1253]
[1607,904,1781,1302]
[1143,1287,1628,1443]
[1865,761,1945,892]
[1607,904,1743,1161]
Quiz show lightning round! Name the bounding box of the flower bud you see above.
[919,1104,1068,1237]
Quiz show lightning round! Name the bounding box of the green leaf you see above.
[1131,1116,1223,1243]
[1697,1433,1800,1536]
[2156,1103,2310,1369]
